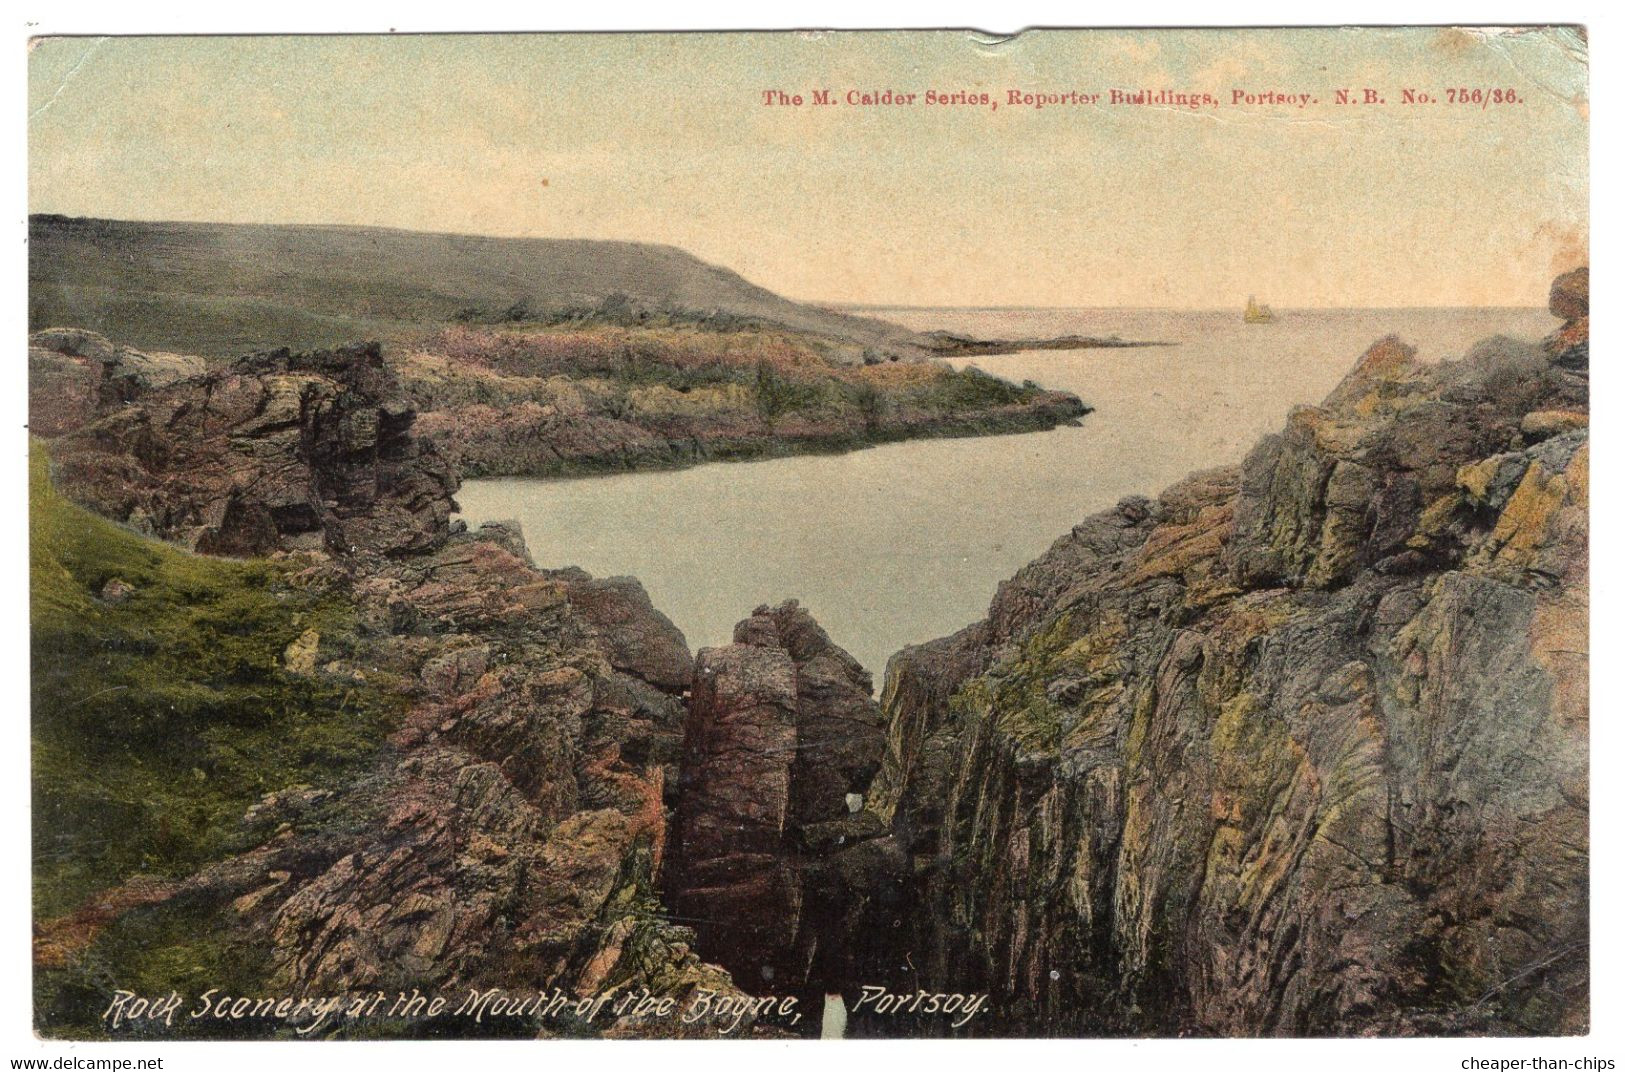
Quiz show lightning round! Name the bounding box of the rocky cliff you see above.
[853,274,1589,1036]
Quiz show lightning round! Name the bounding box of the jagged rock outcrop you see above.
[664,601,895,997]
[29,328,206,437]
[44,341,459,557]
[31,340,778,1037]
[185,529,681,995]
[862,281,1589,1037]
[1546,267,1588,366]
[542,567,696,696]
[66,523,787,1037]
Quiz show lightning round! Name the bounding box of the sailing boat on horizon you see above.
[1244,295,1276,324]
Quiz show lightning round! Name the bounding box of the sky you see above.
[28,28,1588,308]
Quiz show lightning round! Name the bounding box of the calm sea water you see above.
[456,307,1555,675]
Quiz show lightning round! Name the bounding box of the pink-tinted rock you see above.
[864,271,1590,1038]
[666,601,887,993]
[28,329,205,438]
[49,342,459,557]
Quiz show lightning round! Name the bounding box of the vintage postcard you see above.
[23,25,1589,1045]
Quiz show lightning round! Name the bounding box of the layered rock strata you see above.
[859,279,1590,1036]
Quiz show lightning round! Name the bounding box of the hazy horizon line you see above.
[835,302,1552,313]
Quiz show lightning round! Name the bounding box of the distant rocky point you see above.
[915,329,1176,356]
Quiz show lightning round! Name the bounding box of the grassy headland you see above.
[398,320,1087,477]
[28,214,926,360]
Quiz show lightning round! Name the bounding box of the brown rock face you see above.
[545,567,696,695]
[742,603,889,828]
[47,342,459,557]
[1545,267,1589,366]
[861,273,1589,1037]
[28,328,206,438]
[37,517,780,1036]
[1549,266,1588,322]
[669,641,801,982]
[665,601,890,994]
[250,532,742,1022]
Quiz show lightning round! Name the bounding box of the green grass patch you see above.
[908,365,1042,413]
[34,889,281,1040]
[30,445,402,917]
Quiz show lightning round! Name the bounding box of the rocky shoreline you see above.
[31,334,791,1038]
[31,326,1093,484]
[850,267,1590,1036]
[29,269,1588,1038]
[418,389,1090,479]
[395,323,1092,479]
